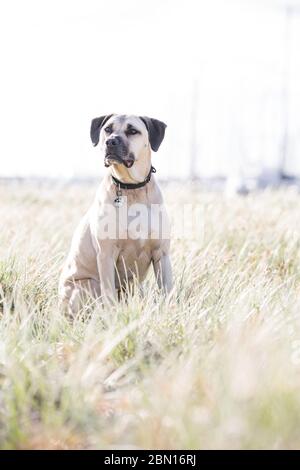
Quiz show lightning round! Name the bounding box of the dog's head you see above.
[90,114,166,168]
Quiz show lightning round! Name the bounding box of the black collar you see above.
[111,166,156,190]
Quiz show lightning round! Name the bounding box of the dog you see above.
[59,114,173,314]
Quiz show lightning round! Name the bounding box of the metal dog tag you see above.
[114,189,124,208]
[114,196,124,208]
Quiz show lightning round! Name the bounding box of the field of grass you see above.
[1,181,300,449]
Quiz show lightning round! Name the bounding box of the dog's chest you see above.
[114,200,165,284]
[115,238,153,285]
[117,201,165,241]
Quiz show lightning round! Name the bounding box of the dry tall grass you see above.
[1,181,300,449]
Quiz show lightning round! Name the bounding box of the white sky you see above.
[1,0,300,179]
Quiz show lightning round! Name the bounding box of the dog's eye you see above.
[127,128,139,136]
[104,126,112,134]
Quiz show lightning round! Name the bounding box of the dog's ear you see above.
[90,114,113,146]
[139,116,167,152]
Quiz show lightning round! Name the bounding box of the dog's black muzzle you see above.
[104,136,134,168]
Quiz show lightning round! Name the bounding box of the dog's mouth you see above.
[104,153,135,168]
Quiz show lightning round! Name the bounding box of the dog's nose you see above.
[106,136,121,148]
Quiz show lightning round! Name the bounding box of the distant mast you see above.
[189,79,198,181]
[279,3,300,177]
[280,4,293,176]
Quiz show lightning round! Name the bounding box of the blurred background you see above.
[1,0,300,192]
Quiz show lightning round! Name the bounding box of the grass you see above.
[1,181,300,449]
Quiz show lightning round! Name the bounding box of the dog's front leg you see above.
[153,254,173,294]
[97,253,116,305]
